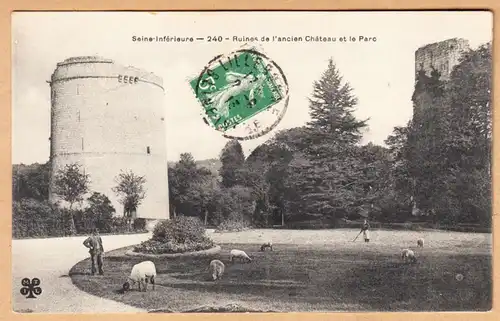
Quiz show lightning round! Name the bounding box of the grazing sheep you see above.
[401,249,417,264]
[230,249,252,263]
[122,260,157,292]
[417,238,424,248]
[260,242,273,252]
[209,260,225,280]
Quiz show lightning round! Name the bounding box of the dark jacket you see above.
[361,222,370,231]
[83,235,104,254]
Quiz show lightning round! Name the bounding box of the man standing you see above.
[361,219,370,243]
[83,228,104,275]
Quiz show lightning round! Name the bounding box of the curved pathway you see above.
[12,233,151,313]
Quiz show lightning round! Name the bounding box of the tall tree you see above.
[307,58,368,144]
[440,43,492,225]
[285,59,369,222]
[248,127,305,226]
[168,152,216,222]
[112,170,146,229]
[384,124,414,217]
[80,192,116,233]
[12,162,50,201]
[241,145,272,226]
[219,139,245,188]
[445,43,492,170]
[52,163,90,233]
[405,65,449,217]
[396,43,492,226]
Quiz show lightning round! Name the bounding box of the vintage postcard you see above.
[11,11,493,313]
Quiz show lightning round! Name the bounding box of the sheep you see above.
[417,238,424,248]
[260,241,273,252]
[209,259,225,281]
[401,249,417,264]
[230,249,252,263]
[122,260,157,292]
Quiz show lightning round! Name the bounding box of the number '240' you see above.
[208,36,223,42]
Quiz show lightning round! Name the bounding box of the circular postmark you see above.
[189,46,289,140]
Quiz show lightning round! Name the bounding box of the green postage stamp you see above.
[190,47,289,140]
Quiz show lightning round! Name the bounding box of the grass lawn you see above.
[69,229,492,312]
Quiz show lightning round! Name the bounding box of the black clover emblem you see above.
[20,278,42,299]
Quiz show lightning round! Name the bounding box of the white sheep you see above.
[260,241,273,252]
[230,249,252,263]
[122,260,157,292]
[209,259,225,280]
[417,238,424,248]
[401,249,417,264]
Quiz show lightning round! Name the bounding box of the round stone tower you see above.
[48,56,169,224]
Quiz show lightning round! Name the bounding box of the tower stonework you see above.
[48,56,169,224]
[415,38,470,81]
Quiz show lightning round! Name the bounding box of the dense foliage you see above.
[52,163,91,233]
[14,43,492,236]
[13,163,50,201]
[167,45,491,229]
[134,216,214,254]
[12,163,148,238]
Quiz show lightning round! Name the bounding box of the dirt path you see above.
[12,233,151,313]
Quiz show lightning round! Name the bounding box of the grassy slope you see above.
[70,229,492,312]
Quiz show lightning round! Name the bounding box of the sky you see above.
[11,11,493,164]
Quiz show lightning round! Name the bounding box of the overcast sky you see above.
[12,11,492,164]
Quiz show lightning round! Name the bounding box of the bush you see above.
[109,217,129,233]
[12,199,71,238]
[153,216,207,243]
[12,196,147,238]
[133,218,147,231]
[133,216,214,254]
[80,192,115,233]
[133,238,214,254]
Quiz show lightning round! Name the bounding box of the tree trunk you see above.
[69,202,77,235]
[204,209,209,226]
[281,209,285,226]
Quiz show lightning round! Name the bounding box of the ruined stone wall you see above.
[415,38,470,81]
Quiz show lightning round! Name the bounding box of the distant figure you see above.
[361,219,370,243]
[83,228,104,275]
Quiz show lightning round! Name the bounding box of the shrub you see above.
[12,196,147,238]
[153,216,207,243]
[133,238,214,254]
[133,218,147,231]
[133,216,214,254]
[12,199,71,238]
[109,217,129,233]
